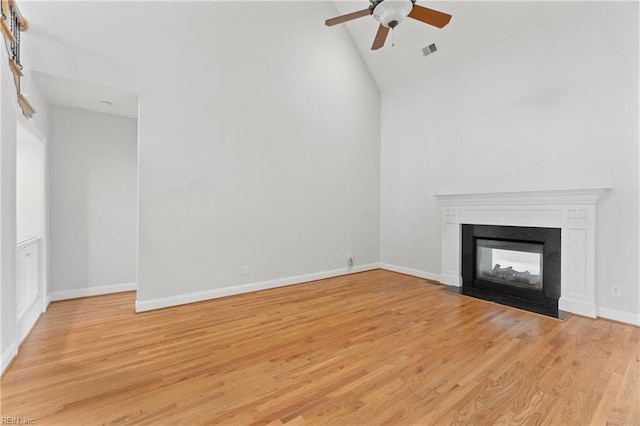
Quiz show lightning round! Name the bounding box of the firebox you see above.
[461,224,561,315]
[476,239,543,290]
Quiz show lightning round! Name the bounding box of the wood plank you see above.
[17,93,35,118]
[1,269,638,424]
[0,18,13,42]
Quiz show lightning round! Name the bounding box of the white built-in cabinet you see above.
[16,237,41,342]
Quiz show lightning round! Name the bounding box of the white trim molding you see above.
[597,307,640,326]
[379,263,441,282]
[17,296,42,344]
[135,264,379,313]
[1,344,17,376]
[435,188,609,318]
[435,188,609,207]
[49,282,137,302]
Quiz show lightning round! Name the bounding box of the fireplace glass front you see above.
[476,239,543,291]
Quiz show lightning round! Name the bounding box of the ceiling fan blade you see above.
[325,8,372,26]
[408,4,452,28]
[371,24,390,50]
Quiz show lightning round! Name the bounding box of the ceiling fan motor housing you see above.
[373,0,414,28]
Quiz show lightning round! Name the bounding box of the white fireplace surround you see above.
[435,188,609,318]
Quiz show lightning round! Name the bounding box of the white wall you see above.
[11,2,640,324]
[49,106,137,294]
[0,40,50,372]
[1,44,19,370]
[20,2,381,307]
[16,125,43,240]
[135,2,381,304]
[380,2,639,319]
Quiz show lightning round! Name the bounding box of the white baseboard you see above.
[17,297,43,344]
[558,297,597,318]
[42,271,639,327]
[49,282,137,302]
[378,263,442,283]
[135,264,379,313]
[597,307,640,326]
[439,273,462,287]
[379,265,640,325]
[1,344,17,376]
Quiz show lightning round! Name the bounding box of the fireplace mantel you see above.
[434,188,609,318]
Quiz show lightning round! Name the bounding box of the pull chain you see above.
[392,28,395,47]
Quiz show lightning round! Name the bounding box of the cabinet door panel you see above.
[16,247,27,315]
[16,241,39,317]
[25,244,38,305]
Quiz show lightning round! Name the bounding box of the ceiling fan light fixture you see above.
[373,0,413,28]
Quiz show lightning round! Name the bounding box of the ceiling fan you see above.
[325,0,452,50]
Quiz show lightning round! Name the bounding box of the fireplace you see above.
[460,225,561,314]
[435,189,608,318]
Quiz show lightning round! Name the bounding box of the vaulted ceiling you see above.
[331,1,607,91]
[20,1,622,108]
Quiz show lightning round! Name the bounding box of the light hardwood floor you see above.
[1,270,638,425]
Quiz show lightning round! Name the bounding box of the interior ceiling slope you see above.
[330,1,603,92]
[32,71,138,119]
[19,2,625,97]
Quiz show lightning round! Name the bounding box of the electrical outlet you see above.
[241,265,249,276]
[611,286,621,296]
[404,252,411,261]
[335,254,341,263]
